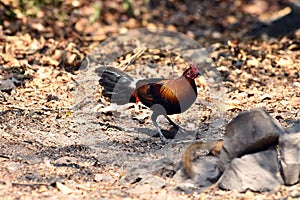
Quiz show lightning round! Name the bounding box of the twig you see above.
[4,104,71,112]
[12,182,50,187]
[68,93,95,110]
[120,48,147,70]
[174,139,207,144]
[0,92,7,102]
[0,154,10,159]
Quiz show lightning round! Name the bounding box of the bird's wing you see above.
[135,79,178,107]
[134,79,162,105]
[151,81,178,105]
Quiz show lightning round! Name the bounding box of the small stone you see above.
[38,185,48,193]
[6,162,21,172]
[0,79,15,91]
[175,182,197,194]
[94,173,115,184]
[54,156,78,166]
[55,182,74,194]
[247,59,260,67]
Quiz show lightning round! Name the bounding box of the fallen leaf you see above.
[289,97,300,107]
[277,57,293,67]
[247,59,259,67]
[260,94,272,101]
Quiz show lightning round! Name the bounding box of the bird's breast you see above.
[161,77,197,115]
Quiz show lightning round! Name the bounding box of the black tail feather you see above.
[96,67,136,105]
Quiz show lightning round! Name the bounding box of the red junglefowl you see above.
[96,64,201,143]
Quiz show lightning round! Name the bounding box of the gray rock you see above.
[279,132,300,185]
[0,79,15,91]
[172,155,220,194]
[193,156,220,186]
[218,149,283,192]
[219,108,284,172]
[174,156,220,187]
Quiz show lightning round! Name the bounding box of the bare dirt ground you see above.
[1,0,300,199]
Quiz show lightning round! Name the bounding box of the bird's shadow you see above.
[134,126,197,140]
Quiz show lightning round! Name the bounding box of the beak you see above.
[196,69,201,76]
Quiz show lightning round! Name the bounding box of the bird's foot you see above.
[159,135,168,144]
[165,116,188,134]
[155,127,193,143]
[157,129,169,144]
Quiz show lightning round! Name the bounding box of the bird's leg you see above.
[151,114,167,143]
[165,115,179,129]
[165,115,188,136]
